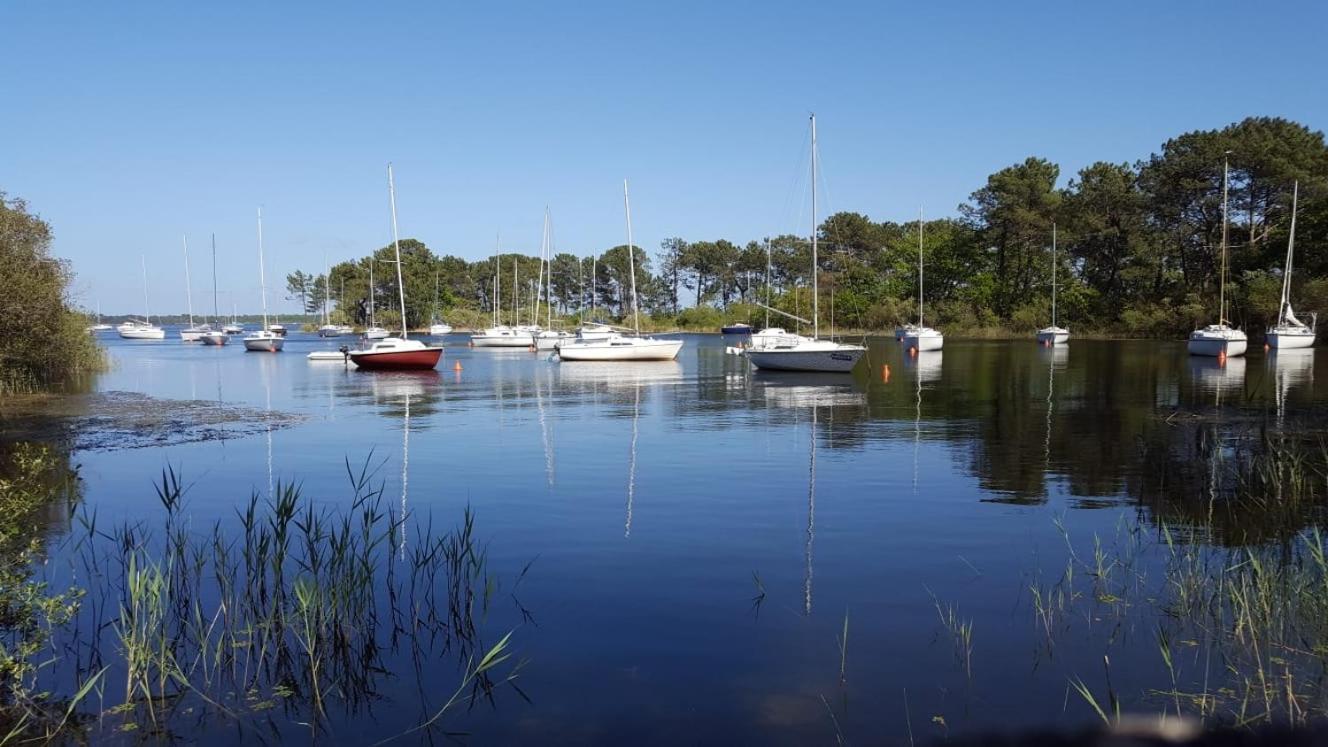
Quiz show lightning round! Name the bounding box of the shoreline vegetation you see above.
[252,116,1328,345]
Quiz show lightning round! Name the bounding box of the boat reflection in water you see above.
[1187,354,1247,397]
[555,360,684,389]
[750,372,866,410]
[1269,348,1314,427]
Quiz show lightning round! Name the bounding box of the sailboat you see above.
[471,240,535,347]
[200,234,229,345]
[179,236,212,341]
[1188,155,1247,358]
[1035,223,1070,345]
[243,209,284,352]
[556,181,683,361]
[1267,181,1316,349]
[535,209,572,350]
[746,115,865,372]
[117,256,166,339]
[902,208,943,352]
[428,269,452,336]
[317,255,341,337]
[87,300,112,332]
[348,164,443,370]
[362,258,389,340]
[223,298,244,334]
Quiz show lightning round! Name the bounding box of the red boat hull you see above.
[349,347,443,371]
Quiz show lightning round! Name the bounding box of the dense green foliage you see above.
[284,117,1327,335]
[0,195,105,390]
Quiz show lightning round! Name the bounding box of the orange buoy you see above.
[881,364,890,383]
[1264,343,1271,352]
[908,346,918,357]
[453,360,462,371]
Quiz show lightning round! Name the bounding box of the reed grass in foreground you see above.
[1,458,527,744]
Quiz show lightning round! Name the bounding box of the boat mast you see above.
[546,210,554,328]
[387,164,408,339]
[624,179,640,335]
[918,207,924,328]
[369,256,377,329]
[182,236,196,327]
[141,254,151,324]
[1051,222,1057,328]
[810,114,819,339]
[494,235,500,327]
[257,208,270,331]
[512,257,518,326]
[591,254,597,319]
[765,238,771,329]
[323,254,330,326]
[211,234,220,325]
[1219,154,1230,326]
[1279,181,1299,324]
[535,209,547,327]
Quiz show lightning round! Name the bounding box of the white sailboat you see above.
[902,208,943,352]
[243,208,284,352]
[747,115,865,373]
[535,209,572,350]
[363,258,389,340]
[179,236,212,341]
[556,181,683,362]
[1035,223,1070,345]
[317,255,341,337]
[223,298,244,334]
[117,256,166,339]
[87,300,112,332]
[1267,181,1315,349]
[472,239,535,347]
[200,234,229,346]
[1188,155,1247,358]
[428,269,452,336]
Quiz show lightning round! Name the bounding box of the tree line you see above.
[283,117,1327,336]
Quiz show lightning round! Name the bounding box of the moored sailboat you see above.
[348,164,443,371]
[902,208,943,353]
[118,256,166,339]
[556,181,683,362]
[1267,181,1315,349]
[1188,155,1247,358]
[1035,223,1069,345]
[243,209,284,352]
[199,234,229,346]
[746,115,864,372]
[179,236,213,341]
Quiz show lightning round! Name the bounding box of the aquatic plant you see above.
[2,457,525,742]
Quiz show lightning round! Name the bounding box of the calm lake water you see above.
[50,330,1327,742]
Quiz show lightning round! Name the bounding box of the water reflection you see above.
[1187,355,1247,398]
[1270,348,1314,426]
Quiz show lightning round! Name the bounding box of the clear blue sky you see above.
[3,1,1325,315]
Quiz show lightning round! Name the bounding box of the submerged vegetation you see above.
[0,193,105,394]
[0,453,525,743]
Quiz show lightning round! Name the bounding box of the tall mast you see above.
[387,163,408,339]
[323,254,330,326]
[918,207,924,327]
[1051,222,1057,328]
[182,236,195,326]
[535,209,547,327]
[591,254,597,318]
[1219,154,1230,326]
[546,210,554,328]
[765,238,771,329]
[211,234,220,324]
[810,113,819,339]
[624,179,640,335]
[512,257,518,325]
[141,255,151,323]
[257,208,270,330]
[368,256,376,328]
[494,235,500,327]
[1280,181,1300,323]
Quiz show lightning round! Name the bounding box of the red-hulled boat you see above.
[348,338,443,370]
[346,164,444,372]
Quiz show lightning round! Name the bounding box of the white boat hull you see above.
[746,346,864,372]
[1187,328,1247,358]
[118,327,165,340]
[179,329,208,342]
[1035,327,1070,346]
[534,333,572,350]
[1267,327,1315,349]
[243,336,284,352]
[471,333,534,347]
[428,324,453,336]
[199,332,229,346]
[307,350,348,361]
[903,331,944,352]
[556,338,683,361]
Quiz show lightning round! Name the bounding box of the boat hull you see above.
[180,329,208,342]
[199,332,229,346]
[903,333,944,352]
[428,325,453,336]
[1035,328,1070,346]
[471,335,534,348]
[746,346,865,372]
[118,328,165,340]
[1187,335,1247,357]
[721,325,752,335]
[348,347,443,370]
[243,337,284,352]
[1267,329,1315,349]
[556,339,683,361]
